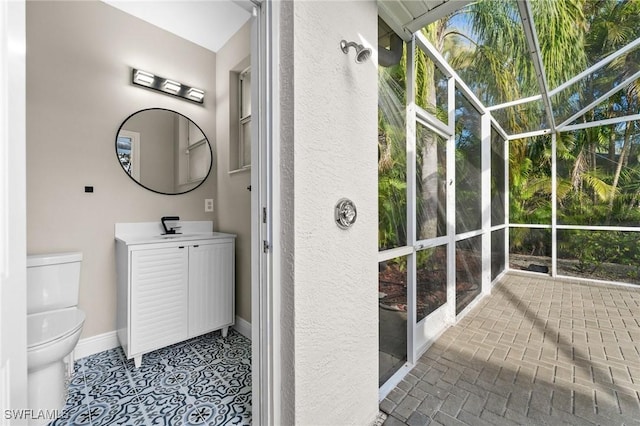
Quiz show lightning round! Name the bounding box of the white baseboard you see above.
[74,331,119,360]
[233,316,252,339]
[75,318,250,361]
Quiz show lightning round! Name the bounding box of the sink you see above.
[145,232,214,241]
[114,222,228,246]
[155,233,197,239]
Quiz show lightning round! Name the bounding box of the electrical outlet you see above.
[205,199,214,212]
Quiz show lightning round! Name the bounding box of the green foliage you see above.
[509,228,551,257]
[377,0,640,275]
[378,174,406,250]
[559,230,640,279]
[378,65,407,250]
[509,136,553,227]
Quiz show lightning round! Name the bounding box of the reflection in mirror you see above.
[117,130,140,180]
[115,108,213,194]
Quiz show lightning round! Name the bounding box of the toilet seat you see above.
[27,308,86,350]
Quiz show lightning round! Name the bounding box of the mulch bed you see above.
[379,249,483,318]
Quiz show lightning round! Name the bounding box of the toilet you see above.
[27,252,85,424]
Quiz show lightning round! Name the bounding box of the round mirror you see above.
[115,108,213,195]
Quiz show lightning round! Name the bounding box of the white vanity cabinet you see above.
[129,246,189,358]
[115,222,235,367]
[188,241,235,338]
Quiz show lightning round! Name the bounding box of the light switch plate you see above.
[205,199,214,212]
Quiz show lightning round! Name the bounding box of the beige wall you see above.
[25,0,241,338]
[215,22,252,323]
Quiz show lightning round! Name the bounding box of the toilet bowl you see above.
[27,252,85,425]
[28,308,86,368]
[28,308,85,417]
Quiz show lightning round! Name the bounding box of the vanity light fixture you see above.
[133,69,155,86]
[162,79,181,94]
[187,88,205,102]
[131,68,205,104]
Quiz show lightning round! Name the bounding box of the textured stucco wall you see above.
[280,1,380,423]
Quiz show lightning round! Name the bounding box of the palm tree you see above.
[444,0,588,231]
[554,0,640,223]
[378,0,640,250]
[378,62,408,249]
[583,0,640,214]
[416,21,450,240]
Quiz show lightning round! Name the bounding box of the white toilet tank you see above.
[27,252,82,315]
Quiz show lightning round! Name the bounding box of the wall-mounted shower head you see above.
[340,40,372,64]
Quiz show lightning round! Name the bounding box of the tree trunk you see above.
[591,142,598,204]
[420,80,439,240]
[608,129,616,172]
[608,121,632,212]
[420,134,439,239]
[418,25,446,241]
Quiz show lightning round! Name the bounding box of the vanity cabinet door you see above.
[130,246,189,355]
[188,241,235,338]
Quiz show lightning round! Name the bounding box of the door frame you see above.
[250,1,280,425]
[1,0,28,416]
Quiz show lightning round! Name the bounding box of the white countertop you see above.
[115,221,236,245]
[116,231,236,245]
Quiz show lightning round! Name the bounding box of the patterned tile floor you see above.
[381,272,640,425]
[50,329,251,426]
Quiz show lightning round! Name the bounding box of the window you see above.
[238,67,251,169]
[116,130,140,180]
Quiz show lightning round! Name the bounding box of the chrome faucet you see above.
[161,216,181,235]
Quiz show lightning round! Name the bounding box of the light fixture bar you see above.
[131,68,205,104]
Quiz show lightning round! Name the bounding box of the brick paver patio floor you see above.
[380,273,640,425]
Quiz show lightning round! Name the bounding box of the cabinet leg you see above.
[134,355,142,368]
[222,327,229,338]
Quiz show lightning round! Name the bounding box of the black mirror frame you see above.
[115,108,213,195]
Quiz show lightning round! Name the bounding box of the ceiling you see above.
[378,0,472,41]
[102,0,252,53]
